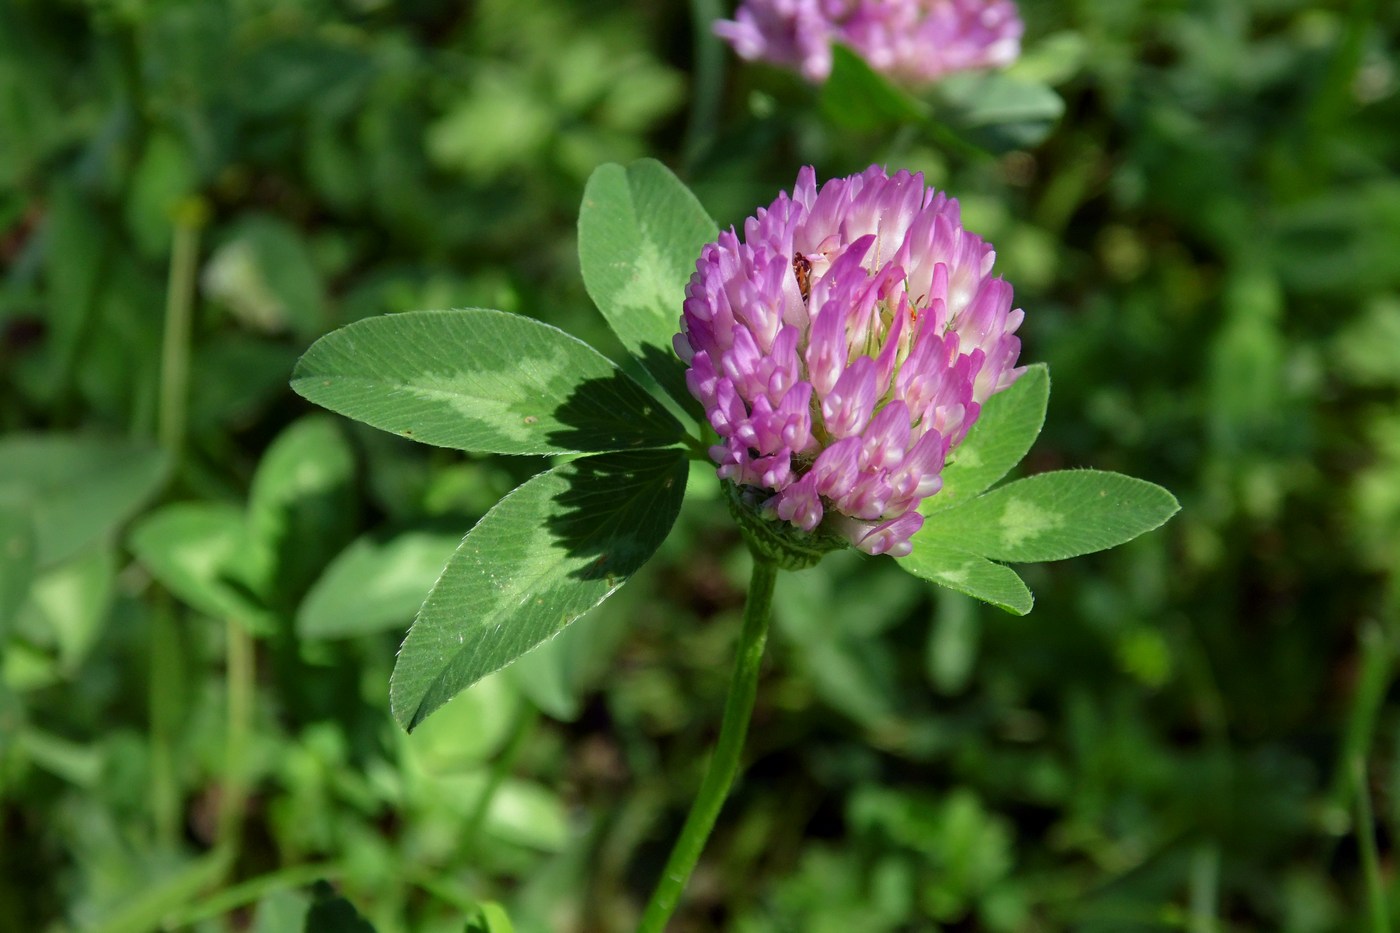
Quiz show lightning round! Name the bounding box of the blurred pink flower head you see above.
[675,166,1024,558]
[715,0,1022,84]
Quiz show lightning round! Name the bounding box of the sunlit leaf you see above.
[897,543,1033,616]
[917,470,1180,563]
[579,159,716,417]
[927,363,1048,514]
[481,778,570,851]
[292,308,683,455]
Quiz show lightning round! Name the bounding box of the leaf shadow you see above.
[542,447,686,583]
[633,341,705,421]
[540,369,685,455]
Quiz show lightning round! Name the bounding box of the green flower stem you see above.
[638,556,778,931]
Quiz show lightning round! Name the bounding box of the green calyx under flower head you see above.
[725,480,849,570]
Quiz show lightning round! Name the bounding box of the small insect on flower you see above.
[675,165,1024,558]
[792,253,813,303]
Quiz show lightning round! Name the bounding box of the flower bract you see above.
[714,0,1022,84]
[675,165,1024,557]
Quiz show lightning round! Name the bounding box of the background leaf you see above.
[292,308,682,455]
[129,503,276,633]
[16,549,115,674]
[926,364,1049,514]
[931,73,1065,152]
[246,416,359,611]
[202,214,326,338]
[578,159,716,417]
[466,903,516,933]
[38,184,105,402]
[304,885,376,933]
[0,505,36,634]
[296,529,463,639]
[505,603,632,721]
[916,470,1181,563]
[405,673,523,770]
[0,435,167,569]
[897,543,1033,616]
[390,448,687,731]
[820,44,928,130]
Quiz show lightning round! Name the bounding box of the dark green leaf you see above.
[292,309,682,455]
[235,37,370,118]
[297,529,462,639]
[820,44,928,130]
[391,448,687,731]
[189,335,303,431]
[0,434,167,569]
[926,363,1048,514]
[578,159,716,417]
[1270,181,1400,295]
[0,504,35,634]
[897,542,1033,616]
[917,470,1180,563]
[247,416,358,610]
[305,885,375,933]
[40,184,105,402]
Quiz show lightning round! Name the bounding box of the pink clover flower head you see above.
[675,165,1024,559]
[714,0,1023,85]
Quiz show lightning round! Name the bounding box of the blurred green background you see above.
[1,0,1398,930]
